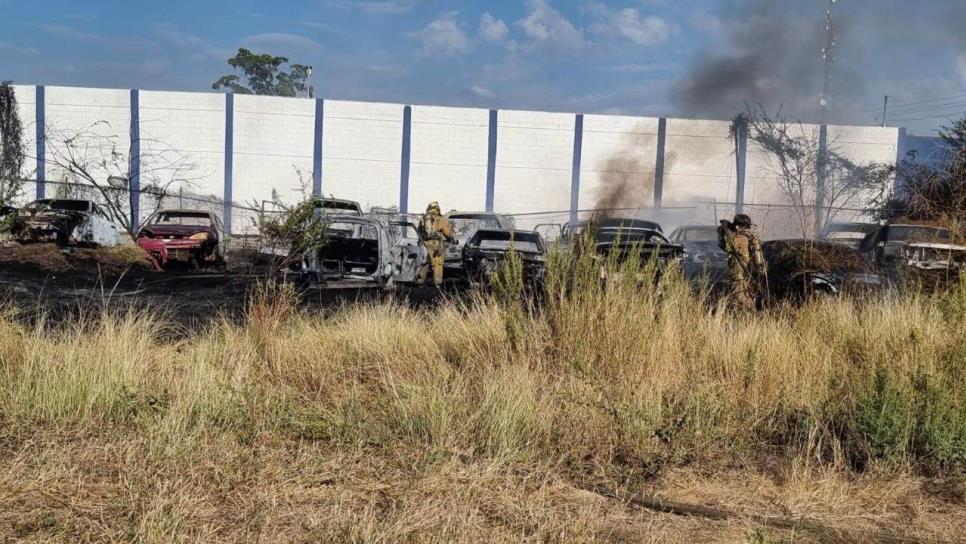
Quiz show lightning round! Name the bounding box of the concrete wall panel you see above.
[232,94,315,230]
[579,114,660,214]
[44,86,130,196]
[493,109,574,218]
[139,90,225,206]
[409,105,489,214]
[322,100,403,210]
[662,119,735,205]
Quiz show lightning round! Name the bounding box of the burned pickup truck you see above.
[295,216,427,289]
[136,209,226,269]
[443,211,515,279]
[13,199,124,247]
[461,229,546,284]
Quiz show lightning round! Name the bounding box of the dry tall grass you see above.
[1,255,964,542]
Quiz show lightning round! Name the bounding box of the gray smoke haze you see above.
[673,1,854,121]
[670,0,966,125]
[593,154,654,215]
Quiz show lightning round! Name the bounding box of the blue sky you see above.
[1,0,965,133]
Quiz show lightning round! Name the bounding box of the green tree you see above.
[938,116,966,152]
[0,81,25,206]
[211,48,311,97]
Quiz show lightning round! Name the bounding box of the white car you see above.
[16,199,124,247]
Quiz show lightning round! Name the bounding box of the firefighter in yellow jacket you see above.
[418,201,455,286]
[718,213,766,310]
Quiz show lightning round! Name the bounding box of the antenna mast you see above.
[819,0,837,124]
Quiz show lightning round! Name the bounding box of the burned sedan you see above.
[564,218,683,266]
[14,199,124,247]
[297,217,427,289]
[461,229,546,284]
[821,222,880,250]
[136,209,225,269]
[762,239,881,301]
[669,224,728,284]
[858,224,966,282]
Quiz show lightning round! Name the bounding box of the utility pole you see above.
[881,95,889,127]
[819,0,837,124]
[816,0,837,238]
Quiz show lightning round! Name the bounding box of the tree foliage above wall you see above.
[212,48,311,97]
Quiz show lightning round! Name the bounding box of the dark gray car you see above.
[668,225,728,284]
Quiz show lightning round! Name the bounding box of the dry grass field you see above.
[1,251,964,542]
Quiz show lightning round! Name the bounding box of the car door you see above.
[388,221,428,284]
[88,203,123,246]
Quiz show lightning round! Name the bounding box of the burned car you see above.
[259,197,364,258]
[564,218,683,265]
[461,229,546,284]
[762,240,881,301]
[668,224,728,284]
[296,217,427,289]
[14,199,124,247]
[858,224,966,281]
[136,209,225,269]
[821,222,880,250]
[315,197,363,216]
[443,211,515,278]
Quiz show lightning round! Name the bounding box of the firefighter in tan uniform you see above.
[418,201,455,286]
[718,213,766,310]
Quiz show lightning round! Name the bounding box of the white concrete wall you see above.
[44,86,131,196]
[322,100,403,211]
[6,84,905,234]
[579,114,660,213]
[409,105,488,214]
[139,90,225,203]
[233,94,315,222]
[493,110,574,218]
[662,119,736,206]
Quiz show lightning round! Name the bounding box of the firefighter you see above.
[718,213,766,310]
[418,201,454,287]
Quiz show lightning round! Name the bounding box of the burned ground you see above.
[0,243,445,330]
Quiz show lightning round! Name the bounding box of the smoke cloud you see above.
[673,1,847,121]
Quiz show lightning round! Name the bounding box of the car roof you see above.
[156,209,213,215]
[447,211,504,217]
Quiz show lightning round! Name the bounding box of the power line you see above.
[886,111,966,123]
[856,100,966,119]
[837,90,966,115]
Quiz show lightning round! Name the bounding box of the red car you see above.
[137,209,226,269]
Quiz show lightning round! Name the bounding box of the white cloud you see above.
[241,33,325,55]
[38,23,158,51]
[325,0,422,15]
[414,13,469,57]
[300,21,347,35]
[516,0,583,49]
[153,23,230,60]
[688,9,724,39]
[0,42,40,55]
[469,85,496,99]
[958,53,966,84]
[609,62,673,74]
[479,13,509,43]
[589,4,676,46]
